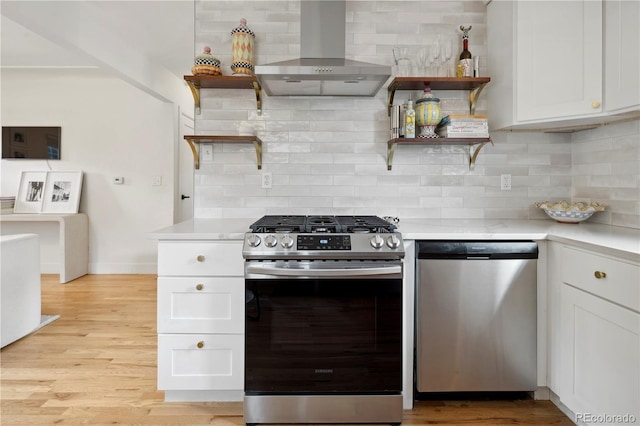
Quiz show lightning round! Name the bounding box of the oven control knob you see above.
[265,234,278,248]
[370,234,384,249]
[247,234,261,247]
[386,234,401,249]
[281,234,294,249]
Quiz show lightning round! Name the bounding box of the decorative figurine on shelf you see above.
[230,18,255,75]
[415,87,442,138]
[192,46,222,76]
[458,25,473,77]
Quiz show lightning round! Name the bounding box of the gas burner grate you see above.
[305,215,341,233]
[335,215,397,233]
[249,215,307,233]
[249,215,397,234]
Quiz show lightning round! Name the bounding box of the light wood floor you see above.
[1,274,574,425]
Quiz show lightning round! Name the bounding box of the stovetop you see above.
[243,215,404,260]
[249,215,397,234]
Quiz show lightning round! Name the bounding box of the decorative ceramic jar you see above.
[192,46,222,76]
[230,18,255,75]
[415,89,442,138]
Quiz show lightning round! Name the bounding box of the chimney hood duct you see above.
[254,1,391,97]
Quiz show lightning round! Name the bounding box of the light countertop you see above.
[148,218,253,241]
[150,218,640,261]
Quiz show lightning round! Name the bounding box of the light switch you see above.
[201,144,213,161]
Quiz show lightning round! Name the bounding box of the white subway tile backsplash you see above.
[193,1,640,229]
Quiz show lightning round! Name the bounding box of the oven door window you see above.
[245,278,402,394]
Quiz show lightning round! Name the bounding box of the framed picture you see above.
[14,171,48,213]
[10,129,25,144]
[42,171,83,213]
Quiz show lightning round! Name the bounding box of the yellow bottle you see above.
[405,100,415,139]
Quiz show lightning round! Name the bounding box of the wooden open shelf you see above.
[184,75,262,115]
[387,77,491,116]
[387,137,492,171]
[184,135,262,170]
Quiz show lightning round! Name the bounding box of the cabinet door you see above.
[158,334,244,391]
[516,1,603,122]
[560,284,640,424]
[157,277,244,334]
[604,0,640,114]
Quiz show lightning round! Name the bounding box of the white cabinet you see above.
[604,0,640,114]
[487,0,603,131]
[555,245,640,425]
[516,1,603,122]
[545,242,563,394]
[156,240,245,402]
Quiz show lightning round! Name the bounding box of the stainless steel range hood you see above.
[254,1,391,97]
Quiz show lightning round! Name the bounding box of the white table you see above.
[0,213,88,283]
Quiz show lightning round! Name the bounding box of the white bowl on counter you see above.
[535,200,606,223]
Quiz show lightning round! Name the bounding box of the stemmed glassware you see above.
[442,36,454,77]
[416,47,429,76]
[429,37,441,76]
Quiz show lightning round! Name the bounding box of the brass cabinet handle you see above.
[196,255,205,262]
[591,101,601,108]
[594,271,607,279]
[197,341,204,349]
[196,283,204,291]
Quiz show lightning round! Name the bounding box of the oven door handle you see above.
[246,264,402,277]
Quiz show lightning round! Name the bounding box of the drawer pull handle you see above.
[196,283,204,291]
[196,255,205,262]
[197,341,204,349]
[594,271,607,279]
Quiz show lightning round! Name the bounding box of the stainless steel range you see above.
[242,215,404,425]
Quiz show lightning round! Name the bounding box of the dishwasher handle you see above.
[417,240,538,260]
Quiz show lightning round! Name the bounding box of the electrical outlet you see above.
[501,174,512,191]
[152,176,162,186]
[201,144,213,161]
[261,172,272,189]
[113,177,124,185]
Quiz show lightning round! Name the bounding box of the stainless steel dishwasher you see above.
[416,240,538,393]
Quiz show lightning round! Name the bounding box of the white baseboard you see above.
[550,391,577,425]
[88,263,157,274]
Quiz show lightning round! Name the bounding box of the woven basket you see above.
[192,65,222,76]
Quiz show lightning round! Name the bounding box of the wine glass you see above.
[443,36,454,77]
[429,38,441,76]
[416,47,428,76]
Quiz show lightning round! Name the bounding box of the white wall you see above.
[192,0,639,229]
[572,120,640,229]
[1,68,177,273]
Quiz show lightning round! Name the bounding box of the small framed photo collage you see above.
[14,170,83,214]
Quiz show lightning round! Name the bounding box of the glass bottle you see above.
[405,100,416,139]
[459,25,472,77]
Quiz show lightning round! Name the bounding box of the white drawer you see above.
[157,277,244,334]
[158,241,244,276]
[158,334,244,391]
[158,277,244,334]
[562,246,640,312]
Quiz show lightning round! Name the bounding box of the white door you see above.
[178,111,194,222]
[516,0,603,122]
[560,284,640,424]
[604,0,640,113]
